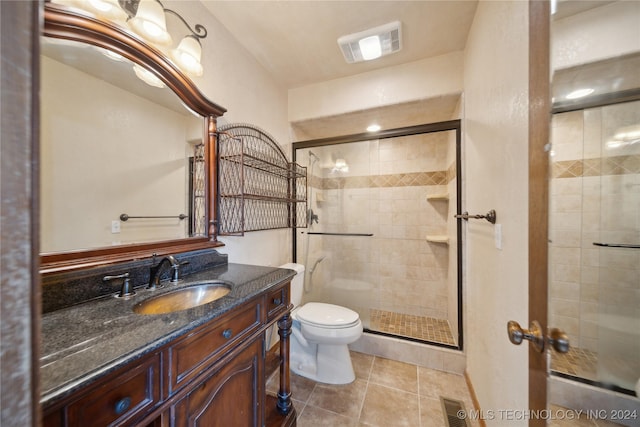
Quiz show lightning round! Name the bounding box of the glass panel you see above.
[596,101,640,392]
[295,127,460,348]
[549,99,640,394]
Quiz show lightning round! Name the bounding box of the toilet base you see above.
[291,343,356,385]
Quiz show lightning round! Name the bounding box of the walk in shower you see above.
[549,59,640,397]
[293,121,462,349]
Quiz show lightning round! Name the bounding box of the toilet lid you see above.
[296,302,359,327]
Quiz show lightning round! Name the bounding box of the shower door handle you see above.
[507,320,569,353]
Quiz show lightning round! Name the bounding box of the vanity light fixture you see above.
[55,0,128,22]
[366,124,381,132]
[128,0,172,46]
[171,35,204,77]
[99,47,126,61]
[338,21,402,64]
[133,63,166,88]
[55,0,209,83]
[565,88,594,100]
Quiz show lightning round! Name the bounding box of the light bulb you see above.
[133,64,165,88]
[128,0,172,46]
[565,88,594,100]
[171,36,204,76]
[75,0,127,21]
[359,35,382,61]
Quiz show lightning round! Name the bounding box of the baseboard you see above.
[464,370,487,427]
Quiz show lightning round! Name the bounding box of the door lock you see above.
[507,320,569,353]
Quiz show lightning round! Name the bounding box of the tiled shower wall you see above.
[550,100,640,367]
[301,130,458,342]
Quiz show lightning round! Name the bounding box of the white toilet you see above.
[281,263,363,384]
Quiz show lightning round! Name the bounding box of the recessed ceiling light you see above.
[367,124,381,132]
[565,88,594,100]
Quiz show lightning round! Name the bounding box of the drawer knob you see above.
[114,396,132,415]
[222,328,233,339]
[273,297,282,305]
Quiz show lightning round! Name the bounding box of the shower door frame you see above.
[291,119,464,351]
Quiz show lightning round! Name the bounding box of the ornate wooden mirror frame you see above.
[41,2,226,274]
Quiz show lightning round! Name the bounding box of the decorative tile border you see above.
[308,161,457,190]
[553,155,640,178]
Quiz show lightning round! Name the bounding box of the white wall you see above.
[462,1,530,425]
[288,51,464,122]
[163,1,292,267]
[552,1,640,71]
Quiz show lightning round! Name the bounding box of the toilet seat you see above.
[295,302,360,329]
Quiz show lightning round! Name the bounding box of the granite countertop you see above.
[40,263,295,407]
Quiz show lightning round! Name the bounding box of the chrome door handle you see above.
[507,320,569,353]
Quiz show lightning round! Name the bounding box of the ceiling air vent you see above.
[337,21,402,64]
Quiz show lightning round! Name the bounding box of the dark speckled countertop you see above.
[40,263,295,407]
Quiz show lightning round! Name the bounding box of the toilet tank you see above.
[279,263,305,306]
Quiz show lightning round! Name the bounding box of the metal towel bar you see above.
[305,232,374,237]
[120,213,187,221]
[593,242,640,249]
[454,209,497,224]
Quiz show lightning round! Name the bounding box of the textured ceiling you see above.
[202,1,479,89]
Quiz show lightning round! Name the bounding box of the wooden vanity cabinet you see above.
[42,281,295,427]
[43,352,162,427]
[171,338,264,426]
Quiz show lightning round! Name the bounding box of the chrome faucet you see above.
[148,255,181,289]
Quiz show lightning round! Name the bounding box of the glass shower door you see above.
[549,99,640,396]
[294,122,461,349]
[595,100,640,393]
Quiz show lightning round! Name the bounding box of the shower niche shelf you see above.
[217,123,307,236]
[425,235,449,244]
[427,193,449,201]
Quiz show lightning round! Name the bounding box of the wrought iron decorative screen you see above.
[191,143,206,236]
[217,124,307,235]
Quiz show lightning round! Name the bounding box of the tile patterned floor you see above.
[267,351,480,427]
[369,309,456,346]
[267,350,627,427]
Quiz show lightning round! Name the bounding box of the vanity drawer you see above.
[167,298,261,394]
[266,282,290,321]
[66,352,160,427]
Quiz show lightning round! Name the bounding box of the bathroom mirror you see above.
[40,2,226,273]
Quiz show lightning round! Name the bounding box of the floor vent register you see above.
[440,397,469,427]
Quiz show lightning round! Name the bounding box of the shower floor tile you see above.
[551,346,598,381]
[369,309,456,346]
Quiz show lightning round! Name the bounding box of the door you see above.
[171,339,264,427]
[527,1,553,425]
